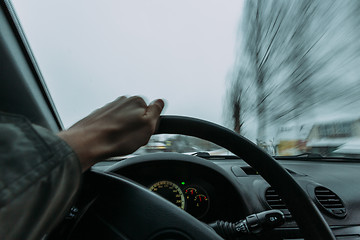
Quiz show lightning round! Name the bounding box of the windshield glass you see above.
[11,0,360,158]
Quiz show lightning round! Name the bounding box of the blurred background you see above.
[223,0,360,157]
[144,0,360,158]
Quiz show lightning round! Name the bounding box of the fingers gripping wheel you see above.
[155,116,335,240]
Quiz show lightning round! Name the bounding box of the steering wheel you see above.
[81,116,335,240]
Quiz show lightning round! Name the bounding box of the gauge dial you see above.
[184,187,198,200]
[185,188,210,218]
[194,194,209,207]
[149,180,185,210]
[192,194,209,218]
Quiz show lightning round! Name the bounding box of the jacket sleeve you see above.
[0,113,82,240]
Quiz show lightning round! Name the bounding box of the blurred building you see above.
[276,124,311,156]
[306,118,360,157]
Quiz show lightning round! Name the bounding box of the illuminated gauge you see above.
[184,187,198,200]
[186,192,210,218]
[149,180,185,210]
[193,194,209,217]
[194,194,209,207]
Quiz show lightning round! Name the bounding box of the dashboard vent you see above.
[314,186,346,218]
[265,187,286,209]
[265,187,292,218]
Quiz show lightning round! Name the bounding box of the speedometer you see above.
[149,180,185,210]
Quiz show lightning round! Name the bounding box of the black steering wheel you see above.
[81,116,335,240]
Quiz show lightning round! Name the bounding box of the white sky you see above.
[11,0,244,128]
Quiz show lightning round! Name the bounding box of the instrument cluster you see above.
[149,180,210,219]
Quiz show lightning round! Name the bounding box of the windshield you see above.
[11,0,360,158]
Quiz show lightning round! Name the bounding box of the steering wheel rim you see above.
[80,116,334,240]
[155,116,335,240]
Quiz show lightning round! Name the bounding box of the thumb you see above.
[145,99,165,119]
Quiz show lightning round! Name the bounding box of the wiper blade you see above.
[192,152,239,159]
[275,152,323,160]
[192,152,211,157]
[275,153,360,162]
[293,152,323,158]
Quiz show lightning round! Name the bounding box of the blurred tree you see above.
[226,68,247,134]
[229,0,288,141]
[226,0,360,146]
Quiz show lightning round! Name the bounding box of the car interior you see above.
[2,1,360,240]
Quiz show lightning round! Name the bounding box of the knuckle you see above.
[117,96,127,101]
[114,96,127,103]
[129,95,141,100]
[129,96,146,105]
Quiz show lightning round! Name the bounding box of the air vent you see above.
[265,188,286,209]
[314,186,346,218]
[265,187,292,217]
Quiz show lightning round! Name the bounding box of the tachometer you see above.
[149,180,185,210]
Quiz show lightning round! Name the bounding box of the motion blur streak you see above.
[225,0,360,156]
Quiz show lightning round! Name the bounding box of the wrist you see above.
[57,129,100,172]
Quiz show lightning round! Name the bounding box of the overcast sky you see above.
[12,0,244,128]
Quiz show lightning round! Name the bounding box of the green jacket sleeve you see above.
[0,113,82,240]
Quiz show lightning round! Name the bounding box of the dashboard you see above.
[97,152,360,239]
[59,152,360,239]
[107,154,246,223]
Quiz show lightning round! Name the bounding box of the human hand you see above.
[57,96,164,171]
